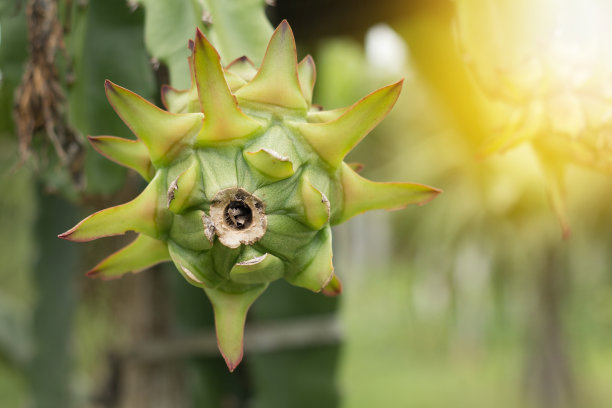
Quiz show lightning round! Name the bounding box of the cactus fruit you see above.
[59,21,441,371]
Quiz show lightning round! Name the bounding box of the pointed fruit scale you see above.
[192,30,263,144]
[298,55,316,106]
[243,148,294,180]
[87,234,170,279]
[224,71,248,93]
[256,214,318,260]
[161,84,200,114]
[334,163,441,225]
[286,226,334,292]
[242,125,303,177]
[160,84,186,111]
[58,172,166,241]
[203,284,268,371]
[235,20,307,111]
[292,81,403,167]
[169,210,213,251]
[306,106,349,123]
[168,240,219,288]
[321,274,343,296]
[167,158,205,214]
[347,162,364,173]
[230,252,285,284]
[88,136,153,181]
[300,177,330,230]
[105,80,204,165]
[226,56,257,82]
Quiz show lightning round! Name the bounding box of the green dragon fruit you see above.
[59,21,440,371]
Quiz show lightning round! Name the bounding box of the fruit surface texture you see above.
[59,21,441,370]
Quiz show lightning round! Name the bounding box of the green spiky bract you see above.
[59,21,441,371]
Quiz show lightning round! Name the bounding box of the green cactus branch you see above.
[136,0,273,88]
[200,0,273,65]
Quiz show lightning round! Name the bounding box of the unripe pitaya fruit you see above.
[59,21,441,371]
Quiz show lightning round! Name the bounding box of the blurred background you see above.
[2,0,612,407]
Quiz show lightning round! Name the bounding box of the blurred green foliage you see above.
[0,3,34,406]
[67,0,156,196]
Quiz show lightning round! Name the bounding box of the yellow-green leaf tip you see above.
[292,80,403,167]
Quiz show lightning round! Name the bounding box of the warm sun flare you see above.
[455,0,612,235]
